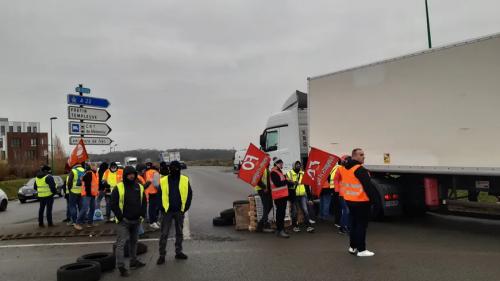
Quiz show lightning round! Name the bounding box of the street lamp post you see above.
[425,0,432,49]
[50,117,58,170]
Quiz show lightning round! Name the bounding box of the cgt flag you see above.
[302,147,340,196]
[238,143,271,187]
[66,138,89,169]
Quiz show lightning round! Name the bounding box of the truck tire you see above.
[77,252,115,272]
[370,192,384,221]
[113,241,148,258]
[57,261,101,281]
[0,199,7,211]
[220,208,235,220]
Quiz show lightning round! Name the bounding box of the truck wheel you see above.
[57,261,101,281]
[401,182,426,216]
[77,252,115,272]
[19,198,26,204]
[0,199,7,211]
[370,192,384,220]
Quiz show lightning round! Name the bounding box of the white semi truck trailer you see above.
[259,33,500,217]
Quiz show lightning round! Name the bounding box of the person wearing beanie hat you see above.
[157,160,193,265]
[34,165,57,227]
[111,166,147,277]
[270,158,292,238]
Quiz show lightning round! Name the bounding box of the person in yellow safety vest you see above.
[102,162,123,222]
[338,148,377,257]
[319,163,339,221]
[157,161,193,265]
[110,166,147,277]
[255,168,274,233]
[34,165,58,227]
[287,161,315,233]
[67,162,86,226]
[144,160,161,230]
[75,164,100,230]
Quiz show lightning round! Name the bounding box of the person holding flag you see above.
[66,139,89,228]
[255,167,273,233]
[287,161,315,233]
[270,158,291,239]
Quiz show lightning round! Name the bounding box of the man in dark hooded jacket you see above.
[157,161,193,265]
[110,166,147,277]
[34,165,58,227]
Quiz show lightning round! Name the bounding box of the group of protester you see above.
[254,148,377,257]
[35,160,193,277]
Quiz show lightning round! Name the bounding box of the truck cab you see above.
[259,91,308,172]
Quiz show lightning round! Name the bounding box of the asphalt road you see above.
[1,166,500,281]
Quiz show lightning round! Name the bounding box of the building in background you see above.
[0,118,46,167]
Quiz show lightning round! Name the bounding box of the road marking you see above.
[0,213,192,249]
[0,236,193,249]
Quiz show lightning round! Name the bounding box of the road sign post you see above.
[67,94,110,108]
[67,106,111,122]
[69,136,113,145]
[67,84,113,148]
[68,121,112,136]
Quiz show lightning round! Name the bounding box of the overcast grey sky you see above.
[1,0,499,154]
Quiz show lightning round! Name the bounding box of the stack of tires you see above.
[213,208,235,226]
[56,242,148,281]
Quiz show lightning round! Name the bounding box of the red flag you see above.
[238,143,271,186]
[67,139,89,169]
[302,147,340,196]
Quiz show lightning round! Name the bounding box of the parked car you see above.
[18,176,65,203]
[180,161,187,170]
[0,188,8,211]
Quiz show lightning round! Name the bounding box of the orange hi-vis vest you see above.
[338,164,370,202]
[144,169,159,195]
[81,171,99,197]
[270,167,289,200]
[138,175,146,185]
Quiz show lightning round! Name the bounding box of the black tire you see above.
[220,208,235,220]
[213,216,233,226]
[0,199,7,211]
[233,200,249,206]
[57,261,101,281]
[19,198,26,204]
[77,252,115,272]
[113,241,148,258]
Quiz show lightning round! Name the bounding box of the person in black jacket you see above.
[270,158,293,239]
[157,161,193,265]
[342,148,377,257]
[34,165,57,227]
[110,166,147,277]
[96,161,109,210]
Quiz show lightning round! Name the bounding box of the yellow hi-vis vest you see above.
[160,175,189,212]
[329,165,340,189]
[115,182,144,223]
[254,169,269,192]
[36,176,53,198]
[287,170,306,196]
[71,167,85,195]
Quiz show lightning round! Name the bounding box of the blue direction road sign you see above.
[67,94,110,108]
[75,86,91,94]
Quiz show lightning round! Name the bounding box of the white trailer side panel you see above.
[309,34,500,170]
